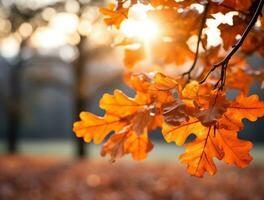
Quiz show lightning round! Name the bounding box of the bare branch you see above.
[182,3,209,80]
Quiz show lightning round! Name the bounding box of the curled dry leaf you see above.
[196,91,230,126]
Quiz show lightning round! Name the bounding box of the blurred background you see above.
[0,0,264,200]
[0,0,128,157]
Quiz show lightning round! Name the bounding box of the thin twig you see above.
[182,3,209,80]
[200,0,264,89]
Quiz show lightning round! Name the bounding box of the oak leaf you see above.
[216,128,253,168]
[101,129,153,161]
[162,100,190,126]
[99,3,128,29]
[180,125,253,177]
[218,94,264,131]
[162,118,206,145]
[100,90,147,117]
[196,91,230,126]
[73,112,125,144]
[180,126,223,177]
[218,15,247,50]
[221,0,254,11]
[124,46,145,68]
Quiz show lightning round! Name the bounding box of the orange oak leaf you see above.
[216,128,253,168]
[125,131,154,160]
[74,89,158,161]
[221,0,254,11]
[126,72,178,105]
[73,112,125,144]
[179,126,223,177]
[180,81,213,108]
[152,72,178,91]
[124,46,145,68]
[148,73,178,104]
[99,3,128,29]
[101,129,153,161]
[226,68,254,94]
[162,118,206,145]
[180,125,253,177]
[150,0,183,8]
[218,94,264,131]
[100,90,148,117]
[101,129,129,162]
[228,94,264,122]
[218,15,247,50]
[124,73,151,93]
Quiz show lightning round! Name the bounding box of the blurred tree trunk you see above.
[74,36,89,158]
[7,45,24,153]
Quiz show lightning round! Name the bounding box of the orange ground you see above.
[0,155,263,200]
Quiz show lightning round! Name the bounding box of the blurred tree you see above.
[0,0,113,157]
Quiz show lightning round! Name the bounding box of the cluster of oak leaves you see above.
[73,0,264,177]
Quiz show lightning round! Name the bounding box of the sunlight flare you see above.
[120,4,159,42]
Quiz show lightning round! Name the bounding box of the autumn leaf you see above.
[180,81,213,108]
[125,131,154,160]
[73,88,158,161]
[162,118,205,145]
[73,112,125,144]
[152,72,178,91]
[101,129,130,162]
[180,125,253,177]
[99,3,128,28]
[150,0,183,8]
[218,94,264,131]
[124,73,151,93]
[162,100,189,126]
[148,73,178,105]
[180,126,223,177]
[126,72,178,105]
[216,128,253,168]
[221,0,254,12]
[124,46,145,68]
[218,15,247,50]
[101,129,153,161]
[196,91,230,126]
[228,94,264,122]
[100,90,147,117]
[226,68,254,94]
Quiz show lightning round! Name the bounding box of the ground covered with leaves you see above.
[0,156,263,200]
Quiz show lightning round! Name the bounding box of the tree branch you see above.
[182,3,209,80]
[200,0,264,89]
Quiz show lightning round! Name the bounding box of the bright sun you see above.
[120,4,159,41]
